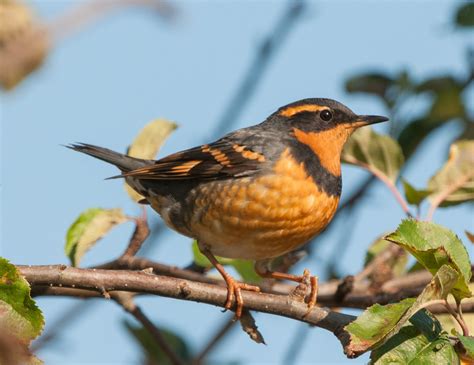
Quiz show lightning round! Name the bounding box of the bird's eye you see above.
[320,110,333,122]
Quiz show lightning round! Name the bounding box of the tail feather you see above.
[66,143,150,175]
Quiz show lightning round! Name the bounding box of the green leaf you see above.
[402,179,431,206]
[386,220,472,301]
[455,2,474,27]
[125,119,177,202]
[65,208,129,266]
[370,325,459,364]
[191,241,261,283]
[345,298,416,355]
[342,126,404,184]
[409,309,442,340]
[230,260,261,283]
[0,257,44,343]
[458,335,474,360]
[124,321,191,365]
[345,73,394,98]
[415,76,465,122]
[397,117,447,160]
[428,140,474,208]
[345,265,460,356]
[416,76,461,94]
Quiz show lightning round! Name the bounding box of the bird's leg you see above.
[255,260,318,315]
[198,244,260,318]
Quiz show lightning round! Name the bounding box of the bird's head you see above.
[270,98,389,176]
[275,98,388,136]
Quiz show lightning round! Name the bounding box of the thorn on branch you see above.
[99,286,111,299]
[239,310,266,345]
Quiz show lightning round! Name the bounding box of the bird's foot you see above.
[222,275,260,319]
[255,262,318,317]
[288,269,318,316]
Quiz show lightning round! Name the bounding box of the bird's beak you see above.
[350,115,389,129]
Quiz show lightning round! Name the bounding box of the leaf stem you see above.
[456,300,470,336]
[444,299,470,336]
[426,174,472,221]
[350,160,412,217]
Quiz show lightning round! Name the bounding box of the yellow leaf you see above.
[65,208,129,266]
[125,119,177,202]
[428,140,474,207]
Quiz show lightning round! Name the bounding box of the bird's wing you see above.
[120,136,268,181]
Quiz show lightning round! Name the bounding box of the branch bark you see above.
[19,264,355,352]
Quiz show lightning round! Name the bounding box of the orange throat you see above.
[292,126,352,176]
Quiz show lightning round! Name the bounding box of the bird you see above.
[68,98,388,318]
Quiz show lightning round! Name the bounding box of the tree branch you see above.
[19,264,355,352]
[92,255,474,311]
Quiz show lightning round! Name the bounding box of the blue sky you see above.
[1,0,473,364]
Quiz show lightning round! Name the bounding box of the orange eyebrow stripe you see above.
[279,104,327,117]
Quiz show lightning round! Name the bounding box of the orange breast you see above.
[186,150,340,260]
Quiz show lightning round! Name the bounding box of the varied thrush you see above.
[69,98,388,317]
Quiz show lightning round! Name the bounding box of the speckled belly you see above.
[184,168,339,260]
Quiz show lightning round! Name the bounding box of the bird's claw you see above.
[223,277,260,319]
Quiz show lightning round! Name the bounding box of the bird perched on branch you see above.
[68,98,388,318]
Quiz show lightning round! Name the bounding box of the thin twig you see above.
[426,173,473,221]
[112,292,186,365]
[456,301,470,336]
[210,0,306,138]
[283,324,310,365]
[31,302,92,352]
[47,0,176,43]
[346,160,412,217]
[121,208,150,258]
[192,317,236,365]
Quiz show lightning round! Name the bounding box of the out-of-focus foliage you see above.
[428,140,474,207]
[0,0,48,90]
[455,2,474,28]
[124,321,192,365]
[401,179,431,207]
[342,126,404,184]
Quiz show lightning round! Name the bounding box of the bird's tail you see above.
[66,143,149,174]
